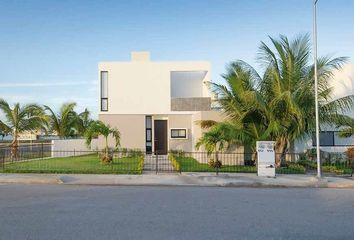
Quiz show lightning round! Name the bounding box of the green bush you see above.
[321,165,352,174]
[297,160,317,169]
[277,163,306,174]
[137,156,145,173]
[287,163,306,173]
[208,159,222,169]
[168,154,181,172]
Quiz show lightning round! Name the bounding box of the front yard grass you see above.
[175,156,313,174]
[1,154,144,174]
[175,156,257,173]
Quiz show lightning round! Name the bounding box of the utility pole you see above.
[313,0,321,178]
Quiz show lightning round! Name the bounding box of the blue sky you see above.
[0,0,353,118]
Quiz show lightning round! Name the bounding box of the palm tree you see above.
[0,99,47,158]
[76,108,94,136]
[199,34,354,166]
[258,34,353,163]
[85,120,120,162]
[195,122,241,168]
[44,103,77,139]
[338,117,354,138]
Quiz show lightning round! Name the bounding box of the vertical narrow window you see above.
[146,116,152,153]
[101,71,108,111]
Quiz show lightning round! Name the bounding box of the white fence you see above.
[51,139,99,158]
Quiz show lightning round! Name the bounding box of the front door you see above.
[154,120,167,155]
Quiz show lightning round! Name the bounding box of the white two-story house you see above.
[98,51,228,154]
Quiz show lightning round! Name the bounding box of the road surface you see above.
[0,185,353,240]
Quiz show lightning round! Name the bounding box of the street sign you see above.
[257,141,276,177]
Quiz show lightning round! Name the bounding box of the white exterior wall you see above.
[98,52,211,115]
[51,139,99,157]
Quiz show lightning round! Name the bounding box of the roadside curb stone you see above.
[0,173,353,188]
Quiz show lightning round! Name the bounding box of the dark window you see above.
[145,116,152,153]
[171,129,187,139]
[101,71,108,111]
[312,131,335,146]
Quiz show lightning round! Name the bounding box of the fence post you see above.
[1,153,4,171]
[156,153,158,174]
[41,143,44,159]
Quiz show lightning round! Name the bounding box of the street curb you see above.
[0,173,353,188]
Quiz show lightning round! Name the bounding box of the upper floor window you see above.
[101,71,108,111]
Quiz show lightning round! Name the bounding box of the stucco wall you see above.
[98,53,211,115]
[98,114,145,150]
[168,114,193,152]
[51,139,99,157]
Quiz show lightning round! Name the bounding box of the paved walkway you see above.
[143,154,175,173]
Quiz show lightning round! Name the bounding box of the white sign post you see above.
[257,141,276,177]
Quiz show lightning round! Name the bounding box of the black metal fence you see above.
[0,146,352,176]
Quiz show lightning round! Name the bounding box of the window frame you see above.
[100,71,108,112]
[145,116,152,153]
[170,128,188,139]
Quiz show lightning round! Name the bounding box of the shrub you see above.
[345,147,354,167]
[168,154,181,172]
[322,166,344,174]
[137,156,145,173]
[287,163,306,174]
[99,153,113,164]
[297,160,317,169]
[208,159,222,169]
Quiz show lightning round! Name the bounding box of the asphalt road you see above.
[0,185,354,240]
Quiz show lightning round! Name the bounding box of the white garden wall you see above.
[51,139,99,158]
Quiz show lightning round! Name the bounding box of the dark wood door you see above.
[154,120,167,155]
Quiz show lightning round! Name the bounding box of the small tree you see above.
[195,123,237,172]
[85,120,120,163]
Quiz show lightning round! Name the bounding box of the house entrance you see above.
[154,120,167,155]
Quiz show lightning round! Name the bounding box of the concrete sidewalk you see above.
[1,173,354,188]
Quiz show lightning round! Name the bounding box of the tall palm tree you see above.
[258,34,353,163]
[85,120,120,162]
[0,99,47,158]
[199,34,354,166]
[44,103,77,139]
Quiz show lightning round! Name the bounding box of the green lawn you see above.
[175,156,311,174]
[1,154,144,174]
[175,156,257,173]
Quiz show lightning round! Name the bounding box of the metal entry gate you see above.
[143,153,178,173]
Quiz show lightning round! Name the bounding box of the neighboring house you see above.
[98,51,233,155]
[294,63,354,153]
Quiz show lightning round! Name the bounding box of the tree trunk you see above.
[275,139,288,167]
[105,136,109,159]
[11,131,18,159]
